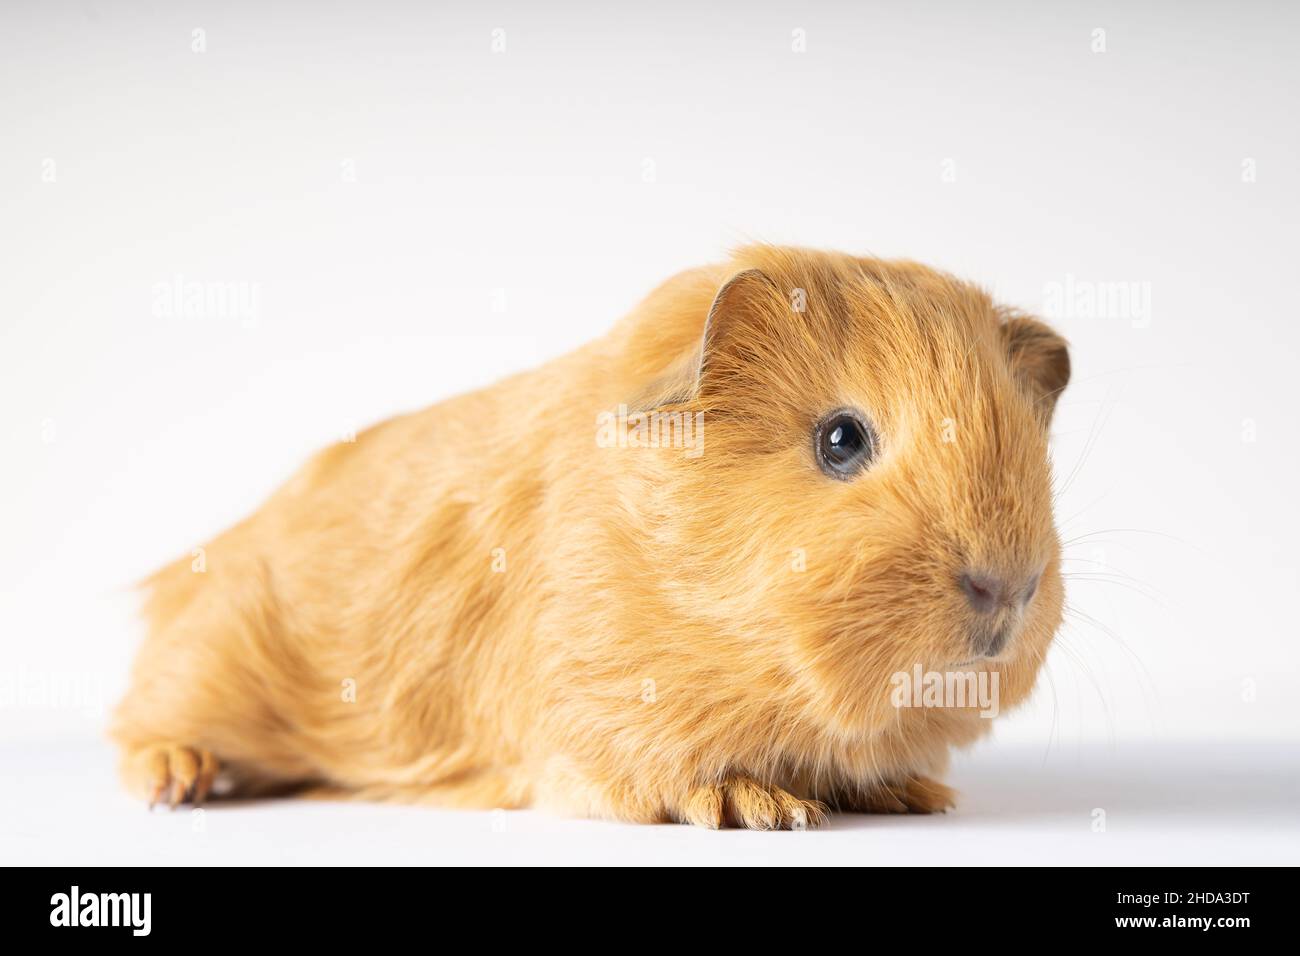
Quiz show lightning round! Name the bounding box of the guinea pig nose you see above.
[959,571,1013,614]
[960,569,1043,613]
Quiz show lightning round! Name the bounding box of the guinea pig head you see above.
[665,248,1070,735]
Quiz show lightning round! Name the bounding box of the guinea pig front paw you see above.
[121,742,220,809]
[841,775,957,815]
[681,777,828,830]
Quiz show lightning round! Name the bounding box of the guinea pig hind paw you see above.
[683,778,828,830]
[852,776,957,815]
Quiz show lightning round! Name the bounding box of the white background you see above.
[2,1,1297,865]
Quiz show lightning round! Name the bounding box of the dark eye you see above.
[815,410,876,479]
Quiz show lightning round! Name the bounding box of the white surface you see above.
[4,737,1295,866]
[2,2,1299,865]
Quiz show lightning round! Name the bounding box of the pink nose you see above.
[959,570,1040,615]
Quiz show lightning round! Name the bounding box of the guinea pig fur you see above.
[112,244,1070,829]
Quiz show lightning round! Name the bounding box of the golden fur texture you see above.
[112,245,1070,828]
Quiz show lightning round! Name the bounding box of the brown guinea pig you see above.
[111,244,1070,829]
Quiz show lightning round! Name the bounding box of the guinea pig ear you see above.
[1000,315,1071,422]
[693,268,780,396]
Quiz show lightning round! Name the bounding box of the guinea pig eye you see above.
[814,410,876,479]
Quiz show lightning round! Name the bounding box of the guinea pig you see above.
[111,244,1070,829]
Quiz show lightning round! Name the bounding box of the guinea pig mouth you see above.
[957,622,1016,665]
[948,656,1000,670]
[974,623,1012,659]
